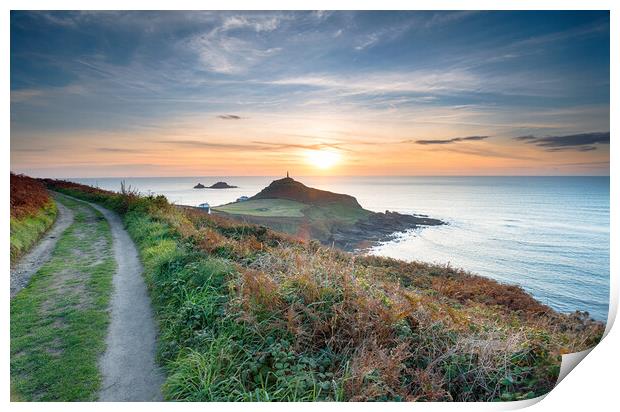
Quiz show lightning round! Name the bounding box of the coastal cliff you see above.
[251,177,362,208]
[213,176,443,250]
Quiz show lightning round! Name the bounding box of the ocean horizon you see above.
[67,175,610,321]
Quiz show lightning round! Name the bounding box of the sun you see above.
[305,149,341,169]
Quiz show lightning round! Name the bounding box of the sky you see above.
[10,10,610,177]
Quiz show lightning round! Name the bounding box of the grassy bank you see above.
[10,173,57,263]
[214,199,372,243]
[44,179,604,402]
[215,198,306,217]
[10,201,57,263]
[11,195,115,401]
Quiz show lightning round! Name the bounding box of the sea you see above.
[69,176,610,321]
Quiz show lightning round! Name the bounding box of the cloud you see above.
[156,139,348,152]
[421,11,478,28]
[267,70,481,96]
[413,135,490,145]
[355,33,380,51]
[515,132,609,151]
[184,14,285,74]
[546,146,598,152]
[187,34,281,74]
[217,114,243,120]
[352,13,476,52]
[12,148,49,152]
[11,89,44,103]
[157,140,262,150]
[96,147,144,153]
[428,145,537,161]
[510,21,609,50]
[221,15,281,32]
[251,141,349,151]
[11,85,87,103]
[554,160,610,167]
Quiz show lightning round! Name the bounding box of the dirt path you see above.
[11,195,115,400]
[78,199,165,401]
[10,193,75,297]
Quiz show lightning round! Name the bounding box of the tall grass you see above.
[10,201,57,262]
[11,173,52,218]
[44,178,604,402]
[10,174,57,262]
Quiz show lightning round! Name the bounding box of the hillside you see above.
[251,177,362,208]
[42,178,604,401]
[214,177,442,250]
[10,173,57,262]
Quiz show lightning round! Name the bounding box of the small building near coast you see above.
[198,202,211,214]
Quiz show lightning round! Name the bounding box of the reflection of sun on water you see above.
[305,149,341,169]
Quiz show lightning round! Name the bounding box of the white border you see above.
[1,0,617,11]
[3,1,617,411]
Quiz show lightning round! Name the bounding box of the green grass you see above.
[214,199,372,241]
[10,196,115,401]
[305,202,372,224]
[126,212,347,401]
[46,181,605,402]
[214,199,306,217]
[10,200,57,263]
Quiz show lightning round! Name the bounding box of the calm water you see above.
[70,176,610,321]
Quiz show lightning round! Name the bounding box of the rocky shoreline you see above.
[328,210,444,251]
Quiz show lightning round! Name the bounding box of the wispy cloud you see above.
[11,89,44,103]
[96,147,145,153]
[267,70,481,96]
[546,146,598,152]
[251,141,350,151]
[157,139,348,152]
[220,15,282,32]
[428,145,537,161]
[510,20,609,49]
[355,33,381,51]
[413,135,490,145]
[11,85,86,103]
[157,140,262,150]
[217,114,243,120]
[12,148,49,152]
[354,11,477,51]
[515,132,609,151]
[184,14,285,74]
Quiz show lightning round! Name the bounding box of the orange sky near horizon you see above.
[11,121,610,177]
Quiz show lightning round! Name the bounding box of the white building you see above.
[198,202,211,214]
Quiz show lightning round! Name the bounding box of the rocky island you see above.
[194,181,238,189]
[212,176,443,250]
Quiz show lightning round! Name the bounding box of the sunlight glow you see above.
[305,149,341,169]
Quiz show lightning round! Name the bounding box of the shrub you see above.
[44,179,605,402]
[10,173,57,261]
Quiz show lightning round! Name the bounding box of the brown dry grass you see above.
[11,173,51,218]
[44,179,606,401]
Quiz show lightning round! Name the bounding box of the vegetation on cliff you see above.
[10,173,57,262]
[214,177,442,250]
[44,178,603,401]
